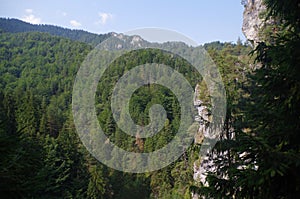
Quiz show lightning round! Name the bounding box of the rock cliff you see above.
[242,0,266,44]
[192,1,267,198]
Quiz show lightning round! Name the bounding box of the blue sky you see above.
[0,0,246,45]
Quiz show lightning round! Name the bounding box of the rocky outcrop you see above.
[192,84,213,199]
[242,0,267,44]
[192,2,269,197]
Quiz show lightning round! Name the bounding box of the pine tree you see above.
[201,0,300,198]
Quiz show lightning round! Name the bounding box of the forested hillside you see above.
[1,0,299,197]
[0,22,251,198]
[0,18,112,46]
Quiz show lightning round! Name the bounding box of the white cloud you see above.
[70,20,81,27]
[62,12,67,17]
[25,9,33,14]
[97,12,113,25]
[22,9,41,24]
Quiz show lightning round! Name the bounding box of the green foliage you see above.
[95,48,201,153]
[0,20,252,198]
[199,0,300,198]
[0,32,93,198]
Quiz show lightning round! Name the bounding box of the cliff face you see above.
[192,84,214,199]
[242,0,266,44]
[192,1,267,198]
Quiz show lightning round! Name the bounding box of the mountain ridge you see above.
[0,18,247,51]
[0,18,114,46]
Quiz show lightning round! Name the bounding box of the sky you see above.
[0,0,246,45]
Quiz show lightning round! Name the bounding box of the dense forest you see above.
[0,24,250,199]
[0,0,299,198]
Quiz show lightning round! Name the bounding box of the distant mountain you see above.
[0,18,249,54]
[0,18,113,46]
